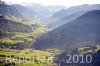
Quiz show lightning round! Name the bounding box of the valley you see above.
[0,0,100,66]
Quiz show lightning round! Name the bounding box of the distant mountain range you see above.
[0,2,64,21]
[26,3,65,20]
[47,4,100,29]
[33,10,100,50]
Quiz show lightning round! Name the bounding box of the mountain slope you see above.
[47,10,89,28]
[48,4,100,29]
[49,4,92,24]
[33,10,100,50]
[52,4,92,19]
[0,2,46,49]
[12,4,37,20]
[0,4,24,19]
[0,16,32,32]
[0,15,46,49]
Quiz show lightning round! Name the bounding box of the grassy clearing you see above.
[78,45,100,55]
[0,48,55,66]
[0,27,46,44]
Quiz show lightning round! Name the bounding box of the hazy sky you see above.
[3,0,100,6]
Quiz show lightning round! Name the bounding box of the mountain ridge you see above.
[48,4,100,29]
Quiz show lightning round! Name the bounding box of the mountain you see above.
[0,3,38,21]
[47,10,89,28]
[26,3,65,21]
[0,16,32,32]
[48,4,92,24]
[12,4,36,20]
[0,2,60,21]
[0,2,65,24]
[52,4,92,19]
[0,15,46,49]
[0,1,47,49]
[0,4,24,19]
[48,4,100,29]
[33,10,100,50]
